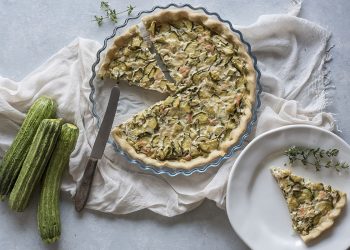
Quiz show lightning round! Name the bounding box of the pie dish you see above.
[89,4,261,175]
[271,167,346,243]
[98,9,256,169]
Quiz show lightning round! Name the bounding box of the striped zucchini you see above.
[0,96,57,195]
[38,123,79,243]
[9,118,63,212]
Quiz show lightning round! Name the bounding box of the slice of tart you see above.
[98,25,176,93]
[112,81,247,169]
[270,167,347,243]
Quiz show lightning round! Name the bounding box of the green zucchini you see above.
[151,135,160,147]
[141,74,150,84]
[184,41,197,53]
[132,69,143,82]
[193,24,204,33]
[0,96,57,196]
[193,112,208,125]
[149,21,156,36]
[183,20,193,31]
[38,123,79,244]
[212,35,228,47]
[8,119,63,212]
[136,52,148,60]
[199,139,219,153]
[144,61,156,74]
[205,54,217,65]
[131,36,143,48]
[168,31,179,40]
[192,70,207,85]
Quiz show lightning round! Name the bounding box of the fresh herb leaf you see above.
[100,1,110,11]
[127,5,135,15]
[94,1,135,26]
[284,146,349,172]
[107,9,118,23]
[94,15,104,26]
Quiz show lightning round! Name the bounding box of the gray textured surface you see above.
[0,0,349,249]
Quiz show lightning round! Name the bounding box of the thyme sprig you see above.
[284,146,349,172]
[93,1,135,26]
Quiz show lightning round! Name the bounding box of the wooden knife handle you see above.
[74,157,98,212]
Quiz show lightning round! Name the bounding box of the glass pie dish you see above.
[88,3,262,176]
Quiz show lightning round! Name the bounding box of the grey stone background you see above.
[0,0,349,249]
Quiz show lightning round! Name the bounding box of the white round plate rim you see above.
[226,124,350,250]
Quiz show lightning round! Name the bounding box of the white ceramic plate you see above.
[226,125,350,250]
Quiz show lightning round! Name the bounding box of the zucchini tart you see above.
[99,10,256,169]
[271,167,347,243]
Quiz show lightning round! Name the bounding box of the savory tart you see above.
[98,25,175,93]
[271,167,347,243]
[100,10,257,169]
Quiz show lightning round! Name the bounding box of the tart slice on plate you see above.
[270,167,347,243]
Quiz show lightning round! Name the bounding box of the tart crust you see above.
[301,193,346,243]
[109,10,256,169]
[98,25,139,78]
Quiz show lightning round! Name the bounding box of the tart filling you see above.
[145,18,248,89]
[114,82,246,162]
[98,25,175,93]
[271,167,347,242]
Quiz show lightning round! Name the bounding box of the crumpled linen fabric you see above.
[0,3,334,216]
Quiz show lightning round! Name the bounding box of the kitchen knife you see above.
[74,85,120,212]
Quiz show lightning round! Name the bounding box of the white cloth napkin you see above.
[0,3,335,216]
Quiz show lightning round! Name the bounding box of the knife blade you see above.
[74,85,120,212]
